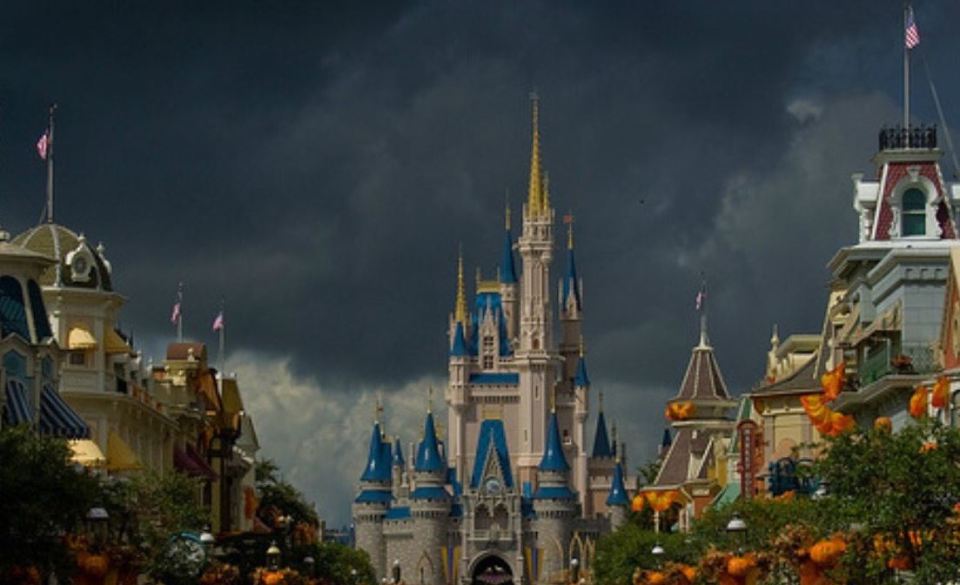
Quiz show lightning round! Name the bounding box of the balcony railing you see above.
[858,343,938,387]
[879,124,937,151]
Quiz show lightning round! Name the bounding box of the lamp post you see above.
[393,558,401,584]
[304,556,315,577]
[726,514,748,553]
[351,567,359,585]
[266,540,281,571]
[86,507,109,548]
[569,557,579,584]
[651,544,664,569]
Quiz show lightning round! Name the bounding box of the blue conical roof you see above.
[393,438,404,467]
[538,411,569,472]
[360,422,391,482]
[450,321,468,357]
[591,410,612,458]
[415,412,445,472]
[574,354,590,387]
[501,229,517,284]
[561,248,581,310]
[606,462,629,506]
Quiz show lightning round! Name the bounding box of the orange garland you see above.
[909,385,929,419]
[665,401,696,421]
[932,376,950,409]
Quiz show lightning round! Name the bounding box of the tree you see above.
[292,541,376,585]
[256,458,319,527]
[0,426,99,582]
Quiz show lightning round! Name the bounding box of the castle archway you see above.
[470,554,513,585]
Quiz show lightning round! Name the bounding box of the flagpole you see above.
[904,3,910,130]
[46,103,57,223]
[177,283,183,342]
[218,299,225,375]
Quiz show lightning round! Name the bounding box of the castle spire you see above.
[415,411,445,472]
[527,93,544,216]
[539,409,570,472]
[606,461,629,507]
[696,278,709,348]
[454,247,467,324]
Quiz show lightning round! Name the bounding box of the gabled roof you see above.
[470,419,514,489]
[751,353,819,396]
[538,411,569,472]
[674,344,730,401]
[415,412,445,472]
[591,411,612,458]
[652,427,711,487]
[606,462,629,506]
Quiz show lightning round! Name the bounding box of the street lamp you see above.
[304,556,315,577]
[393,558,401,584]
[651,544,664,569]
[726,514,748,553]
[570,557,579,584]
[351,567,359,585]
[266,540,281,571]
[86,507,109,547]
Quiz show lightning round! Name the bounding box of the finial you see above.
[505,191,512,230]
[527,92,544,217]
[598,390,604,412]
[375,393,384,423]
[771,324,780,346]
[454,247,467,324]
[475,266,482,289]
[550,385,557,413]
[564,211,574,250]
[696,276,709,348]
[427,386,434,414]
[578,334,585,358]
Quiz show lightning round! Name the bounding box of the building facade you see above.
[352,97,631,585]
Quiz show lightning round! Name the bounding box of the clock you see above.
[484,477,502,495]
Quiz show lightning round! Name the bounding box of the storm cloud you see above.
[1,1,958,524]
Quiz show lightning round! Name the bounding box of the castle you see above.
[351,97,631,585]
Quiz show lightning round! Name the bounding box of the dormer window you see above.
[902,188,927,236]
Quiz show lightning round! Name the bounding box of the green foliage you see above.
[593,523,696,585]
[292,541,376,585]
[0,426,98,579]
[256,457,319,526]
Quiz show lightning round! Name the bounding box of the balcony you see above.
[878,125,937,151]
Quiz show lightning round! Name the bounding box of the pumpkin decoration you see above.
[726,554,757,577]
[909,385,929,419]
[874,417,892,432]
[631,494,645,512]
[932,376,950,409]
[808,537,846,566]
[820,362,845,402]
[644,490,681,513]
[77,552,109,577]
[645,571,666,585]
[262,572,284,585]
[665,401,696,421]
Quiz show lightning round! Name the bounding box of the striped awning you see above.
[39,384,89,439]
[3,378,33,426]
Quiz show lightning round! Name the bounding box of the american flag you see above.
[905,6,920,49]
[170,301,181,325]
[212,311,224,332]
[36,131,49,160]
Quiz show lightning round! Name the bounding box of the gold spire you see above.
[527,93,544,216]
[454,248,467,324]
[567,212,575,250]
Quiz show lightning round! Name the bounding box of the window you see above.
[3,350,27,381]
[482,336,494,369]
[0,276,30,340]
[69,352,86,366]
[27,280,52,340]
[902,188,927,236]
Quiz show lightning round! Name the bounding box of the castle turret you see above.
[392,438,407,497]
[532,407,577,577]
[448,252,470,484]
[572,340,590,513]
[353,416,393,580]
[606,460,629,530]
[409,408,451,585]
[559,220,583,382]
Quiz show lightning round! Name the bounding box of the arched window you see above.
[27,280,52,341]
[0,276,30,340]
[902,188,927,236]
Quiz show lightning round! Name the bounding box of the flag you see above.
[905,5,920,49]
[170,302,181,325]
[212,311,224,332]
[36,131,49,160]
[695,289,706,311]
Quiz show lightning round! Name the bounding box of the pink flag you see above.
[905,6,920,49]
[170,302,181,325]
[695,290,706,311]
[36,131,49,160]
[212,311,224,332]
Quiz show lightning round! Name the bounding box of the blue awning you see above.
[39,384,89,439]
[3,378,33,426]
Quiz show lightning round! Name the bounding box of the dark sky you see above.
[2,1,958,524]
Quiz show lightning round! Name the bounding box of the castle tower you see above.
[571,340,590,513]
[516,93,559,483]
[409,409,451,585]
[532,406,577,578]
[353,416,393,580]
[448,252,470,484]
[606,460,629,530]
[559,220,583,382]
[500,204,519,343]
[392,437,407,497]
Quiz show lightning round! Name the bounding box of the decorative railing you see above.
[878,124,937,150]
